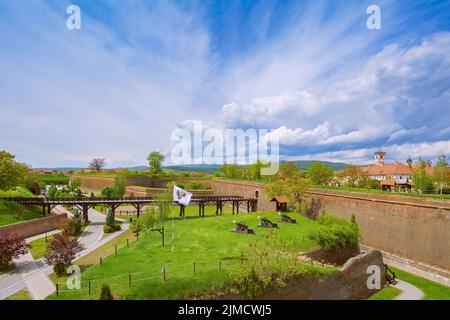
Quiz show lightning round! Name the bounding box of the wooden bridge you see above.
[0,196,258,223]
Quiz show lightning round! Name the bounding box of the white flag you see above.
[173,185,192,206]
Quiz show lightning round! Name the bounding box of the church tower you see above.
[374,150,386,166]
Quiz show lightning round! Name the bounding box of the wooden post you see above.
[89,281,91,295]
[127,239,129,248]
[163,268,166,281]
[115,244,117,255]
[56,283,59,296]
[219,260,222,270]
[100,257,103,265]
[129,274,131,287]
[194,262,196,274]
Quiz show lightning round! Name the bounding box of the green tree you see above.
[112,177,126,197]
[433,155,450,195]
[0,151,28,191]
[99,284,114,300]
[101,187,113,198]
[219,163,240,178]
[249,161,264,180]
[147,151,165,174]
[336,165,364,187]
[265,164,310,213]
[24,172,41,195]
[307,163,333,185]
[105,209,116,226]
[48,185,58,198]
[69,178,81,192]
[413,159,433,194]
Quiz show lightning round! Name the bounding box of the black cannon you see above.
[257,216,278,228]
[232,221,254,234]
[278,213,296,224]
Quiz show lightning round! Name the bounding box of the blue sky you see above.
[0,0,450,167]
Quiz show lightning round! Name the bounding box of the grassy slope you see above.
[368,286,402,300]
[5,288,32,300]
[390,266,450,300]
[48,209,335,300]
[0,187,42,227]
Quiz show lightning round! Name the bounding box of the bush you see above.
[63,218,82,237]
[0,233,28,267]
[309,214,360,251]
[99,284,114,300]
[101,187,114,198]
[103,224,121,233]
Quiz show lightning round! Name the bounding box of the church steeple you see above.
[374,150,386,166]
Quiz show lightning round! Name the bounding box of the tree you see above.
[43,233,85,276]
[0,150,29,191]
[433,155,450,195]
[307,163,334,185]
[265,164,310,213]
[101,187,114,198]
[147,151,165,174]
[219,163,240,178]
[336,165,364,187]
[89,158,106,172]
[48,185,58,198]
[24,172,41,195]
[249,161,265,180]
[99,284,114,300]
[413,159,433,194]
[69,178,81,192]
[0,233,28,267]
[112,177,126,197]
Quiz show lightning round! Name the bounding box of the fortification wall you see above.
[0,214,68,238]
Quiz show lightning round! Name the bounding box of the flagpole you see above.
[171,200,175,253]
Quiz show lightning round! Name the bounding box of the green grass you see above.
[0,201,42,227]
[47,209,336,300]
[28,225,88,260]
[0,186,36,198]
[5,288,32,300]
[368,286,402,300]
[39,173,69,184]
[389,266,450,300]
[312,185,450,200]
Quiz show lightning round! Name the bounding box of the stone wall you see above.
[0,214,68,238]
[307,189,450,271]
[261,249,385,300]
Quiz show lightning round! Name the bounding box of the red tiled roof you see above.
[362,163,413,176]
[271,196,289,203]
[381,179,396,186]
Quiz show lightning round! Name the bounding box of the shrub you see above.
[99,284,114,300]
[63,218,82,237]
[44,233,85,276]
[105,210,116,226]
[103,224,121,233]
[309,214,360,251]
[101,187,114,198]
[0,233,28,267]
[130,218,143,236]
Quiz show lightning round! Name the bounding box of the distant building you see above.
[361,151,433,192]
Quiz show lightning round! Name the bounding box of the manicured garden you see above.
[47,209,338,300]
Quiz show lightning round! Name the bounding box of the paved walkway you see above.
[394,280,425,300]
[0,207,129,300]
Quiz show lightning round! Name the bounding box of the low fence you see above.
[0,214,68,238]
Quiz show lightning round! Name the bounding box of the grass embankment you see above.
[390,266,450,300]
[0,187,42,227]
[39,173,69,185]
[47,209,336,300]
[368,286,402,300]
[312,185,450,200]
[5,288,32,300]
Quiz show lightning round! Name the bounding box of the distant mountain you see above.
[286,160,348,171]
[35,160,347,173]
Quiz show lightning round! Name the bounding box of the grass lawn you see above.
[0,187,42,227]
[28,225,89,260]
[389,266,450,300]
[47,209,336,300]
[38,173,69,185]
[5,288,32,300]
[368,286,402,300]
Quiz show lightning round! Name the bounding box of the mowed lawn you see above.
[48,209,335,300]
[0,187,41,227]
